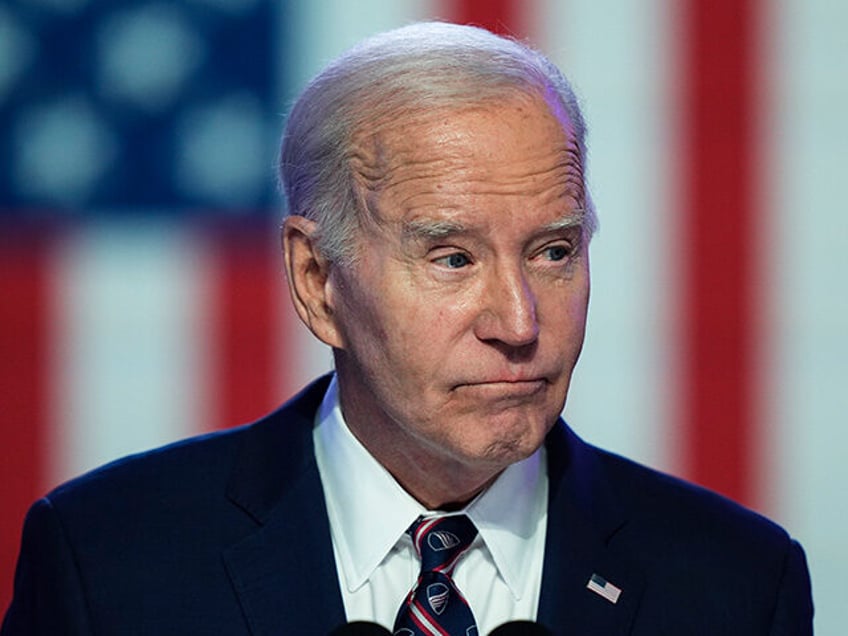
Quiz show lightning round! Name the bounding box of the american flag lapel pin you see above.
[586,573,622,604]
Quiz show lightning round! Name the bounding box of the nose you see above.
[474,265,540,349]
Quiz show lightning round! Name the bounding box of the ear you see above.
[281,216,344,348]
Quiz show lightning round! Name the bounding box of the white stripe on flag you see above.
[47,220,210,486]
[285,0,436,95]
[763,2,848,634]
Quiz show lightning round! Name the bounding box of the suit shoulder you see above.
[560,438,813,632]
[45,374,331,507]
[585,443,799,575]
[40,376,328,528]
[45,423,249,517]
[597,445,787,536]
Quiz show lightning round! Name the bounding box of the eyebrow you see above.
[400,208,588,243]
[538,209,588,233]
[401,218,467,242]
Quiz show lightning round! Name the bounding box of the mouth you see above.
[454,378,548,398]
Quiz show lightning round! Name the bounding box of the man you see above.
[3,22,812,635]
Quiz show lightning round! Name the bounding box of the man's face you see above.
[327,92,590,484]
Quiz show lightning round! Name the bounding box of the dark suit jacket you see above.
[2,376,813,635]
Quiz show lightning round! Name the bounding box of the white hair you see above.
[279,21,596,264]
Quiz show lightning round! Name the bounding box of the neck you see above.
[335,385,504,510]
[350,417,504,509]
[331,356,519,509]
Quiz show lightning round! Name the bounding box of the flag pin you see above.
[586,573,622,604]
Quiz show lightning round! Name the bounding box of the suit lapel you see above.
[218,381,646,634]
[222,377,347,635]
[537,423,644,635]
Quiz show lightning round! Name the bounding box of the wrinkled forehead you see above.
[347,89,578,194]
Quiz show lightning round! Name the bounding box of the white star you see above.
[96,4,205,112]
[0,6,36,104]
[173,93,269,206]
[13,95,117,206]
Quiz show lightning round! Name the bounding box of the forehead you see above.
[349,92,584,218]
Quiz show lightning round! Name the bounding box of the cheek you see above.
[565,293,589,330]
[559,268,590,318]
[333,278,393,364]
[383,301,478,391]
[541,282,589,350]
[344,289,434,375]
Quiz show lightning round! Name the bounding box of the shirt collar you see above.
[466,440,548,599]
[313,374,548,599]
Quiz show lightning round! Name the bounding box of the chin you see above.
[469,412,553,466]
[478,441,536,469]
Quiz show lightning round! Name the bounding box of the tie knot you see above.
[410,515,477,574]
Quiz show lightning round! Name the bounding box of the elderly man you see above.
[3,22,811,636]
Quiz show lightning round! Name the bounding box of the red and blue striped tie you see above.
[393,515,479,636]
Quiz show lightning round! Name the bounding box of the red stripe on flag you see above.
[680,0,762,505]
[443,0,527,37]
[0,226,52,610]
[206,223,289,431]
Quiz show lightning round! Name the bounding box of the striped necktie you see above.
[393,515,479,636]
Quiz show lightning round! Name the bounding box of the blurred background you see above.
[1,0,845,631]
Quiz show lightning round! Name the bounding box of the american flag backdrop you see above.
[1,0,846,632]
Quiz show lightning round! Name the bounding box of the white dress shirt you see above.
[313,374,548,634]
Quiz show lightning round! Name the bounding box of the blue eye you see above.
[436,252,471,268]
[545,245,569,261]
